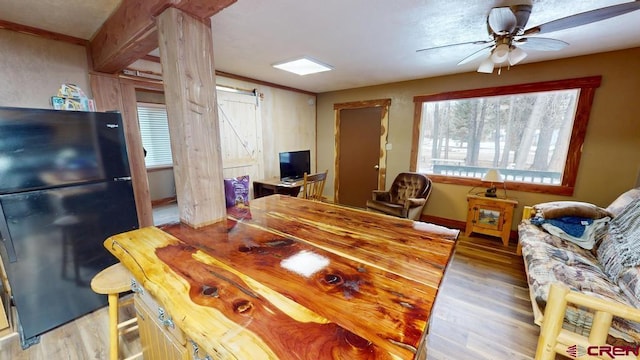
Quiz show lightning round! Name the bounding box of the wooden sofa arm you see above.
[517,206,537,256]
[522,205,536,220]
[536,283,640,360]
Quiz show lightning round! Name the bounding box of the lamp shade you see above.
[477,57,495,73]
[491,44,510,63]
[508,47,527,66]
[483,169,504,183]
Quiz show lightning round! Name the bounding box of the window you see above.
[411,77,601,195]
[137,103,173,168]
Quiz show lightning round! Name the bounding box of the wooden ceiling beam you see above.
[90,0,236,74]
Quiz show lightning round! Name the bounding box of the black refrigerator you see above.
[0,106,139,348]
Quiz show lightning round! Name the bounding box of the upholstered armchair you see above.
[365,172,432,220]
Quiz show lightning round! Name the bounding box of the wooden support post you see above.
[157,7,226,228]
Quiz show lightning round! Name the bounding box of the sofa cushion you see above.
[618,266,640,309]
[606,187,640,217]
[520,223,619,301]
[366,200,406,218]
[598,199,640,281]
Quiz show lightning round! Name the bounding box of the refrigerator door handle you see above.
[0,205,17,263]
[114,177,132,181]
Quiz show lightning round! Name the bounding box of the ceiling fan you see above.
[417,1,640,74]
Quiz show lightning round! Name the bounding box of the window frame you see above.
[411,76,601,196]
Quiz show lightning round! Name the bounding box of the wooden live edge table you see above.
[104,195,458,360]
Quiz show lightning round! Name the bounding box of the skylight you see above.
[272,57,333,76]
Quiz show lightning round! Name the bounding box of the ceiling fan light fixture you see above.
[508,46,527,65]
[477,57,495,73]
[491,43,510,63]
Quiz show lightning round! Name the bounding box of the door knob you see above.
[374,165,379,170]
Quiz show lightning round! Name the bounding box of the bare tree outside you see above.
[417,89,579,185]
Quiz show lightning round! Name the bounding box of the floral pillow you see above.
[533,201,612,219]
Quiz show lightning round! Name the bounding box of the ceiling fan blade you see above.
[514,37,569,51]
[488,6,517,35]
[523,1,640,36]
[457,45,494,65]
[416,40,491,53]
[511,4,532,35]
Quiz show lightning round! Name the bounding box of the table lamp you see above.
[482,169,504,198]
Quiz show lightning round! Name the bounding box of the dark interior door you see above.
[338,107,381,208]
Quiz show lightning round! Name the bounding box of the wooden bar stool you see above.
[90,262,140,360]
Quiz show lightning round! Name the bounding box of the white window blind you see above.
[136,103,173,168]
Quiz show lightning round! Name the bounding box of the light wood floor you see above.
[427,234,541,360]
[0,220,543,359]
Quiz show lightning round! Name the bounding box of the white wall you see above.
[216,76,317,179]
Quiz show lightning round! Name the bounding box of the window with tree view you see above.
[411,77,601,195]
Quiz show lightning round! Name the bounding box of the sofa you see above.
[518,187,640,348]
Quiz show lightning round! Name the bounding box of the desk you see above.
[104,195,457,359]
[253,177,302,198]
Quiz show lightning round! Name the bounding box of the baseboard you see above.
[151,196,177,207]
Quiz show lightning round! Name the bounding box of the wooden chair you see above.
[90,263,141,360]
[301,170,328,201]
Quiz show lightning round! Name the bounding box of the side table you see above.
[465,194,518,246]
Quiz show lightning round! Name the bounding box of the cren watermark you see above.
[567,344,640,358]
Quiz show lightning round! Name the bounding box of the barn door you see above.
[217,90,264,198]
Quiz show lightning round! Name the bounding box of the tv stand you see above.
[253,177,303,199]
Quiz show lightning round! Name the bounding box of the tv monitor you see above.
[279,150,310,181]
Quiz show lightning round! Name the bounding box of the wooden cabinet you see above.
[135,296,189,360]
[465,194,518,246]
[133,280,220,360]
[134,279,189,360]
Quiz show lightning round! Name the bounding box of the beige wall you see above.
[0,30,91,108]
[317,47,640,228]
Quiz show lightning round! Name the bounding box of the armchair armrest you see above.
[372,190,390,202]
[536,283,640,360]
[404,197,426,209]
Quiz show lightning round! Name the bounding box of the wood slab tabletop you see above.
[104,195,456,359]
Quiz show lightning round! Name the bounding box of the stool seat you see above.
[91,263,132,295]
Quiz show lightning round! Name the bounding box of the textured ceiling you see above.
[0,0,121,39]
[1,0,639,93]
